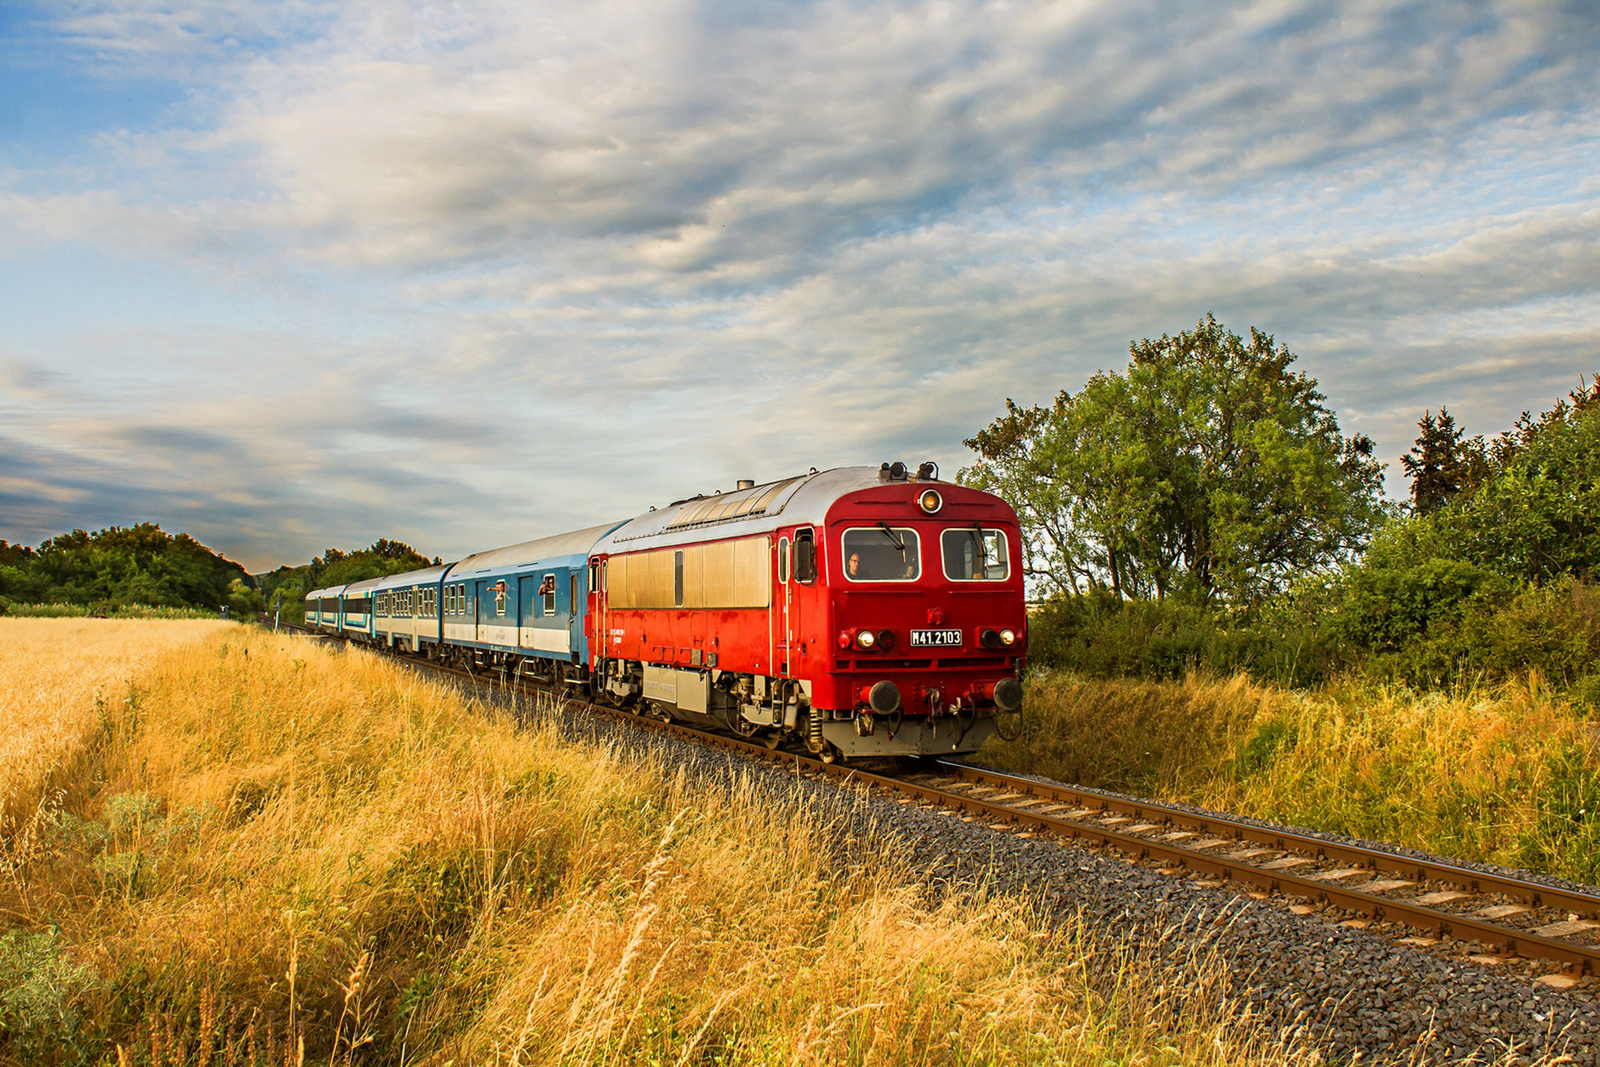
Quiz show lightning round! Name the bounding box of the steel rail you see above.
[929,762,1600,923]
[281,623,1599,974]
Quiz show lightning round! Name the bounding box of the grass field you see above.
[0,622,1364,1065]
[979,670,1600,885]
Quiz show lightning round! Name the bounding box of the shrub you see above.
[0,928,97,1058]
[1026,593,1332,687]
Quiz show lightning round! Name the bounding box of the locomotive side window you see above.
[941,528,1010,581]
[673,551,685,608]
[840,527,920,582]
[794,527,817,583]
[778,537,789,583]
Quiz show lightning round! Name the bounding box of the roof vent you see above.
[736,478,755,490]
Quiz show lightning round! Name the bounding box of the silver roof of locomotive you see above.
[594,466,916,554]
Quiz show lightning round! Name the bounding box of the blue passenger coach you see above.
[439,523,623,674]
[371,563,454,652]
[304,585,348,630]
[340,579,378,637]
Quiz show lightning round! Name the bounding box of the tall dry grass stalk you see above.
[986,669,1600,883]
[0,623,1540,1064]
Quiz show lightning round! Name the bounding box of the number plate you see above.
[910,628,963,647]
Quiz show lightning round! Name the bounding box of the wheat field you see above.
[0,618,231,832]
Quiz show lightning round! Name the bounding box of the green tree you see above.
[1400,407,1488,515]
[961,315,1386,604]
[1447,379,1600,585]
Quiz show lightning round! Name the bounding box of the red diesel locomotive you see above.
[588,462,1025,760]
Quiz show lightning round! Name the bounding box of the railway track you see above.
[285,623,1598,986]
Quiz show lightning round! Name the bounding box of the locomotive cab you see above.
[806,474,1026,758]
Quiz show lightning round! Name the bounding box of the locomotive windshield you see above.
[941,527,1010,581]
[841,526,921,581]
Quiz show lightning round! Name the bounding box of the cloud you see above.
[2,1,1599,567]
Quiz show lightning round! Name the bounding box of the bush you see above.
[1026,593,1332,687]
[0,929,97,1058]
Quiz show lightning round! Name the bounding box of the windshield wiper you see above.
[971,521,988,572]
[876,522,906,552]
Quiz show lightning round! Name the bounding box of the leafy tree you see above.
[961,315,1386,604]
[1448,379,1600,585]
[0,524,253,612]
[1400,408,1488,514]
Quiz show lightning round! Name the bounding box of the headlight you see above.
[917,489,943,514]
[999,628,1016,646]
[855,629,876,650]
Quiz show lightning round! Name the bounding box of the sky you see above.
[2,0,1598,572]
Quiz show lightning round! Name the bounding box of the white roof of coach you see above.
[451,522,626,577]
[370,563,455,591]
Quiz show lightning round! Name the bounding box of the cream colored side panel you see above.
[682,545,705,609]
[519,627,572,653]
[703,542,735,606]
[734,537,770,608]
[479,623,518,646]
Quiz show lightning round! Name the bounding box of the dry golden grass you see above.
[0,618,231,830]
[983,670,1600,884]
[0,624,1547,1065]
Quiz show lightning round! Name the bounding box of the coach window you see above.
[840,527,920,582]
[778,536,789,584]
[941,527,1010,581]
[569,574,578,615]
[673,551,685,607]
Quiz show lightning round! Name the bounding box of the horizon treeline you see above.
[0,524,257,618]
[965,315,1600,701]
[0,527,438,622]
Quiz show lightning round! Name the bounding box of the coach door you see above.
[568,572,581,659]
[518,575,538,650]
